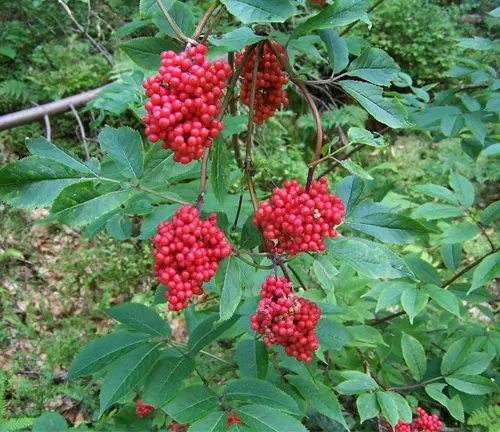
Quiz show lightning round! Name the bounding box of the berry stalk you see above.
[155,0,197,45]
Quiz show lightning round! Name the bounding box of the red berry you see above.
[227,413,242,426]
[168,420,187,432]
[135,400,154,417]
[394,407,442,432]
[142,45,232,164]
[152,205,232,311]
[250,276,321,362]
[235,41,289,124]
[252,177,344,256]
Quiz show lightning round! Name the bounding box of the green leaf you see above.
[441,243,462,272]
[138,204,176,240]
[411,184,458,205]
[423,284,460,316]
[357,393,379,424]
[105,303,171,338]
[216,256,241,322]
[376,282,413,311]
[236,339,268,380]
[152,2,194,40]
[412,203,463,220]
[441,114,464,137]
[223,379,300,415]
[316,319,352,350]
[118,37,180,70]
[425,384,464,422]
[210,137,231,206]
[320,29,348,74]
[188,315,239,355]
[139,0,174,15]
[143,351,195,406]
[141,144,194,183]
[67,331,150,380]
[340,160,373,180]
[32,412,67,432]
[389,392,412,424]
[106,214,132,241]
[401,332,426,381]
[209,27,267,52]
[480,200,500,225]
[463,112,486,143]
[441,337,472,376]
[349,325,387,347]
[112,20,152,39]
[98,127,144,180]
[326,237,415,280]
[0,157,88,208]
[347,127,386,148]
[455,352,494,375]
[187,412,226,432]
[220,0,296,24]
[340,80,408,128]
[445,375,498,395]
[222,115,248,138]
[458,36,500,51]
[404,256,441,285]
[490,6,500,17]
[376,391,399,427]
[293,0,369,38]
[449,172,474,208]
[0,46,16,60]
[236,404,307,432]
[313,254,338,291]
[400,288,428,324]
[336,371,378,395]
[470,252,500,292]
[51,181,136,228]
[99,343,161,415]
[163,385,219,423]
[240,216,261,249]
[345,212,431,244]
[286,376,349,430]
[347,48,399,86]
[442,223,480,244]
[27,137,99,175]
[335,175,365,216]
[482,143,500,156]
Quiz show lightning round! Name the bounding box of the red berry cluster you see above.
[394,407,442,432]
[152,204,232,310]
[250,276,321,363]
[168,420,187,432]
[236,42,289,124]
[227,413,242,427]
[135,400,154,417]
[252,177,344,255]
[142,44,232,164]
[310,0,326,4]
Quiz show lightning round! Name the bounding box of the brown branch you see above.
[195,148,210,211]
[265,40,323,192]
[192,1,220,41]
[318,144,363,178]
[155,0,196,45]
[370,246,500,326]
[356,348,388,390]
[200,5,226,45]
[69,104,89,161]
[228,52,243,169]
[390,376,444,392]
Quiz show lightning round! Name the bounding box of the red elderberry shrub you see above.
[236,41,289,124]
[168,420,187,432]
[135,400,154,417]
[142,44,232,164]
[252,177,344,256]
[394,407,442,432]
[250,276,321,363]
[227,413,242,426]
[152,204,232,311]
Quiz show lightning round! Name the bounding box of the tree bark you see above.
[0,86,108,132]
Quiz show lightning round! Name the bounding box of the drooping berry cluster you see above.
[152,205,232,310]
[236,41,289,124]
[250,276,321,363]
[252,177,344,255]
[394,407,442,432]
[135,400,154,417]
[227,413,242,427]
[142,44,232,164]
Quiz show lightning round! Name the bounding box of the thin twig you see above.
[318,144,363,178]
[155,0,196,45]
[200,5,227,45]
[232,193,244,230]
[30,102,51,141]
[265,40,323,192]
[228,52,243,169]
[192,1,220,41]
[462,206,495,251]
[390,376,444,392]
[69,104,89,161]
[357,348,388,389]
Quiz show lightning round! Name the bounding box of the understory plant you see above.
[0,1,499,431]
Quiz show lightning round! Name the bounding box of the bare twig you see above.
[30,102,51,141]
[69,104,89,161]
[155,0,196,45]
[317,144,363,178]
[192,1,220,41]
[200,5,226,45]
